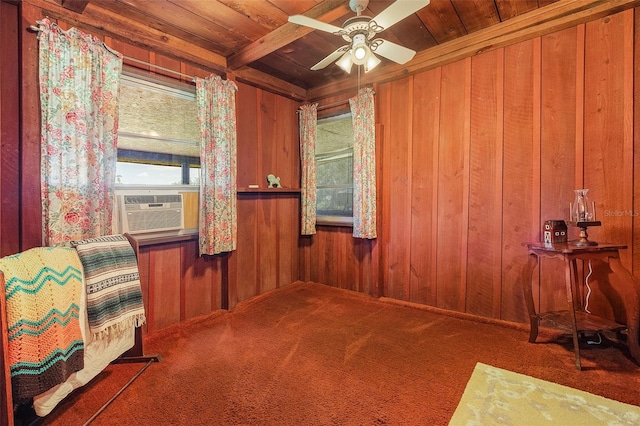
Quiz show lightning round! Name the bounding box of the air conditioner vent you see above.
[123,194,183,205]
[119,193,184,234]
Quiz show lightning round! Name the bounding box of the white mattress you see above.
[32,278,135,417]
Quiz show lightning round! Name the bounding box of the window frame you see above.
[315,113,354,227]
[116,68,200,187]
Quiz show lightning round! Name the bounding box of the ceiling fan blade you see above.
[371,0,430,31]
[288,15,344,34]
[311,45,350,70]
[370,39,416,64]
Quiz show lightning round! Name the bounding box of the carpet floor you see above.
[37,281,640,425]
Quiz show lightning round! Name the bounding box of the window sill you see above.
[125,229,198,248]
[316,216,353,227]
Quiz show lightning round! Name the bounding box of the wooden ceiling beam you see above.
[233,67,307,101]
[24,0,309,101]
[25,0,228,72]
[308,0,640,101]
[227,0,351,70]
[60,0,90,14]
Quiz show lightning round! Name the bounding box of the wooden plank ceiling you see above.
[48,0,639,100]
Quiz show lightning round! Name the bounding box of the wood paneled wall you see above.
[1,0,21,259]
[12,2,302,330]
[230,82,301,307]
[306,9,639,324]
[5,1,640,331]
[132,239,225,333]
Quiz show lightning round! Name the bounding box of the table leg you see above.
[570,259,582,310]
[608,255,640,366]
[522,253,540,343]
[565,256,581,370]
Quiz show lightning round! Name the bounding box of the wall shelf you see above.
[237,188,301,194]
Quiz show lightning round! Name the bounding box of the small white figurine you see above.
[266,174,281,188]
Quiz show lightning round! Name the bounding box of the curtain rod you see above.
[30,22,197,82]
[318,99,350,111]
[297,88,376,113]
[296,98,350,114]
[121,56,196,81]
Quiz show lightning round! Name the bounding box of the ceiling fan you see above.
[288,0,430,74]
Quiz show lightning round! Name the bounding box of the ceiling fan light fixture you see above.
[336,52,354,73]
[364,53,381,73]
[351,33,369,65]
[353,44,367,61]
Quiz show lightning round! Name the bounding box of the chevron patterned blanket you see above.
[0,247,84,403]
[71,235,146,340]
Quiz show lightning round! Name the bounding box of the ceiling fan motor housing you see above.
[349,0,369,14]
[340,16,376,43]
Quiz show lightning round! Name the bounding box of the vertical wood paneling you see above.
[235,83,260,302]
[386,78,413,300]
[275,97,299,288]
[467,50,503,318]
[149,52,181,80]
[584,13,631,255]
[436,59,470,312]
[237,83,260,188]
[411,68,441,305]
[275,96,299,189]
[368,122,383,298]
[20,2,44,251]
[0,1,20,258]
[342,229,358,291]
[0,7,21,416]
[181,240,222,319]
[108,38,151,70]
[136,248,151,334]
[539,27,578,313]
[531,37,542,314]
[0,6,20,419]
[377,83,391,297]
[623,10,634,276]
[634,8,640,280]
[582,12,634,318]
[259,92,278,293]
[502,39,537,322]
[277,194,299,287]
[322,228,337,285]
[236,196,259,302]
[183,62,213,80]
[150,243,181,331]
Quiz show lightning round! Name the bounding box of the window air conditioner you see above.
[119,194,184,234]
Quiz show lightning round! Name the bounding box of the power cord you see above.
[584,259,602,345]
[584,259,593,314]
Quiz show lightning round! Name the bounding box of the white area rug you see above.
[449,362,640,425]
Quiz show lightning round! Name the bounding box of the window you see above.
[316,113,353,225]
[116,71,200,186]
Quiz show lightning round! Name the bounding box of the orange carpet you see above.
[37,281,640,425]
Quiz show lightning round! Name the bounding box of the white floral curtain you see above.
[299,103,318,235]
[349,88,377,239]
[38,18,122,246]
[195,75,238,255]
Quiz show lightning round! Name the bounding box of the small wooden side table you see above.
[521,242,640,370]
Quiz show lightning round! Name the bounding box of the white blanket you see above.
[32,274,134,417]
